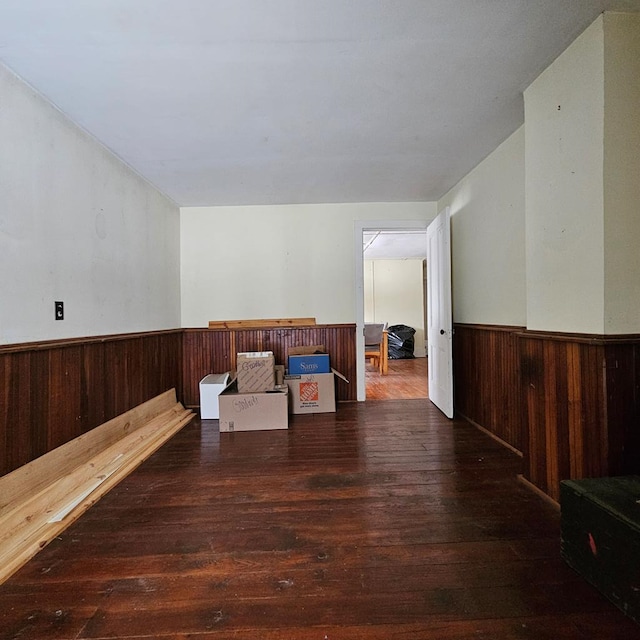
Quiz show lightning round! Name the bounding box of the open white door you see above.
[426,207,453,418]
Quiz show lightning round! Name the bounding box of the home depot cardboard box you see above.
[218,379,288,431]
[284,369,348,414]
[236,351,275,393]
[199,372,231,419]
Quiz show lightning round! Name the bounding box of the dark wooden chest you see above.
[561,476,640,624]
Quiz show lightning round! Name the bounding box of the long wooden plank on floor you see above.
[0,404,189,543]
[208,318,316,330]
[0,407,193,585]
[0,398,193,586]
[0,389,179,513]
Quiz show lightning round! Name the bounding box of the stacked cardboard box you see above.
[216,347,347,427]
[218,351,289,431]
[218,381,288,432]
[237,352,276,392]
[284,345,347,414]
[288,350,331,375]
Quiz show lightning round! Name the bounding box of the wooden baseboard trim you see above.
[458,413,523,458]
[517,474,560,510]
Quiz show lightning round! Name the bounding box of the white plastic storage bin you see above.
[199,372,231,419]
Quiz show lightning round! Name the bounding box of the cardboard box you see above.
[199,372,231,419]
[288,345,325,356]
[236,351,275,393]
[288,353,331,375]
[285,371,337,414]
[218,379,288,431]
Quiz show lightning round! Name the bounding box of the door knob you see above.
[440,329,445,335]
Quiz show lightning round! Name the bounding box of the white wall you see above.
[180,202,435,327]
[524,18,606,334]
[524,13,640,335]
[364,259,426,356]
[0,63,181,345]
[603,13,640,333]
[438,126,526,327]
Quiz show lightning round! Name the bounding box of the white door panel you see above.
[426,208,453,418]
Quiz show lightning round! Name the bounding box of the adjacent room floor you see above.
[1,397,638,639]
[365,356,428,400]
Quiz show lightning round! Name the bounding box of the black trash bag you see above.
[387,324,416,359]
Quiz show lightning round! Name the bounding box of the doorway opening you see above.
[354,220,429,402]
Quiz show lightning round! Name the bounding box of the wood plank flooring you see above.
[1,399,639,639]
[366,357,428,400]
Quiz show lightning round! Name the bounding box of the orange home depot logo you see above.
[299,381,319,402]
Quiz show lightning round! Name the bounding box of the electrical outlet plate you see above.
[55,301,64,320]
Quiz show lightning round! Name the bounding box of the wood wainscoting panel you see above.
[455,325,640,503]
[518,332,640,502]
[81,341,107,437]
[519,336,547,491]
[604,341,640,477]
[42,345,85,453]
[453,324,524,453]
[0,330,183,477]
[181,329,234,408]
[182,324,357,408]
[520,335,609,501]
[0,351,36,474]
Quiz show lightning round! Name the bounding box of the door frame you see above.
[354,219,430,401]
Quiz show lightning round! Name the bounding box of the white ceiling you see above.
[1,1,639,207]
[363,231,426,260]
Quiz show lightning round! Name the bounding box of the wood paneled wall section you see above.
[6,322,634,503]
[0,331,183,476]
[605,341,640,475]
[0,324,355,476]
[182,324,357,407]
[519,333,640,502]
[454,324,640,503]
[453,324,524,453]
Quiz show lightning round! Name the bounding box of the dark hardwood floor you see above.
[1,399,638,639]
[366,356,428,400]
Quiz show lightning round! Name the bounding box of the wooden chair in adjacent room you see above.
[364,323,388,375]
